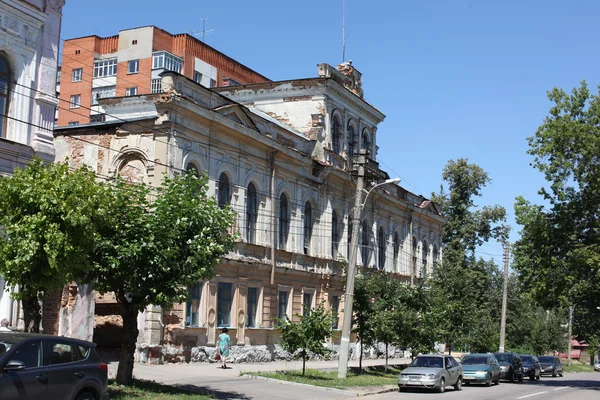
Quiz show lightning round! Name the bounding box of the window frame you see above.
[127,59,139,74]
[71,68,82,82]
[69,94,81,109]
[217,282,233,328]
[218,172,230,208]
[361,220,370,266]
[332,114,341,154]
[246,183,258,244]
[331,210,339,258]
[125,87,138,96]
[91,85,116,105]
[277,287,291,320]
[377,226,386,270]
[186,284,202,327]
[278,193,290,249]
[302,288,315,316]
[93,58,117,78]
[0,54,8,138]
[193,71,203,84]
[246,287,259,328]
[303,201,313,255]
[331,295,340,329]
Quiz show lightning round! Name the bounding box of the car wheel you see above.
[530,373,535,381]
[453,376,462,391]
[536,374,540,380]
[519,371,524,383]
[486,374,492,387]
[559,372,563,377]
[552,369,557,377]
[75,392,95,400]
[495,376,500,385]
[438,377,446,393]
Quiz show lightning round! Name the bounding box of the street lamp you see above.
[337,177,400,378]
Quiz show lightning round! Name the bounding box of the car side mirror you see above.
[3,360,26,372]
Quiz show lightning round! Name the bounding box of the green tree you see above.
[353,272,375,371]
[430,159,509,354]
[276,305,334,376]
[0,159,106,332]
[587,336,599,366]
[513,81,600,342]
[88,172,235,385]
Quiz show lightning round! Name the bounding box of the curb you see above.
[357,386,398,397]
[242,374,359,397]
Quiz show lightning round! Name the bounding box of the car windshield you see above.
[462,356,488,365]
[538,356,554,363]
[521,356,533,363]
[412,357,444,368]
[494,353,513,362]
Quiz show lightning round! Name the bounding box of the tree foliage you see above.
[276,305,334,376]
[0,159,106,332]
[513,81,600,342]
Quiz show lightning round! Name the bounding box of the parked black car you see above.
[0,332,109,400]
[493,352,524,383]
[538,355,563,377]
[520,354,541,380]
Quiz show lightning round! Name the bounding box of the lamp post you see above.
[337,174,400,379]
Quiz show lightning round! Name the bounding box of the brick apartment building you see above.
[57,25,269,126]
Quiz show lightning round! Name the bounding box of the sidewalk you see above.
[107,357,411,399]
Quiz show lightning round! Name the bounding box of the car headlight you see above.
[400,373,408,378]
[500,366,508,370]
[476,370,488,375]
[426,374,436,379]
[523,367,529,371]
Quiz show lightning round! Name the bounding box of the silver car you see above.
[398,354,463,393]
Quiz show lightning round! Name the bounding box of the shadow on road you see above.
[518,375,600,391]
[173,383,251,399]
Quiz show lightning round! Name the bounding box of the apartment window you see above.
[378,226,386,271]
[93,58,117,78]
[361,220,370,266]
[128,59,139,74]
[361,128,372,155]
[246,183,258,244]
[217,282,232,327]
[246,287,258,328]
[303,292,313,315]
[90,114,105,123]
[393,231,400,269]
[422,241,428,277]
[278,290,289,320]
[126,87,138,96]
[193,71,202,84]
[69,94,81,108]
[151,78,162,94]
[209,78,216,88]
[0,55,10,137]
[152,51,183,74]
[331,295,340,329]
[75,50,80,55]
[347,220,353,259]
[91,86,116,105]
[278,193,289,249]
[186,162,199,177]
[132,40,138,45]
[186,285,201,327]
[331,210,339,258]
[56,69,61,84]
[412,238,418,277]
[332,115,341,154]
[71,68,82,82]
[347,124,357,156]
[67,121,79,126]
[217,173,230,208]
[303,201,312,255]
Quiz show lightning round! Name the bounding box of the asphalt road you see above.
[366,372,600,400]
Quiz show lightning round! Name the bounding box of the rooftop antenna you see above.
[342,0,346,62]
[191,17,215,43]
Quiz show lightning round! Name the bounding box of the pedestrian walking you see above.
[217,327,230,369]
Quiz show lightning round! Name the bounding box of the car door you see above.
[44,339,84,400]
[444,357,457,385]
[0,339,47,400]
[489,355,500,380]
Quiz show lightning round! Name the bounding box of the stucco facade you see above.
[54,64,443,362]
[0,0,64,327]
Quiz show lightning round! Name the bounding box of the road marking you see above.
[553,387,569,391]
[516,391,548,399]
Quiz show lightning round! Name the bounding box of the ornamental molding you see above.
[0,4,43,50]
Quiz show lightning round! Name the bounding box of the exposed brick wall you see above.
[42,288,65,335]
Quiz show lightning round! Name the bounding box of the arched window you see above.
[332,115,342,154]
[331,210,339,258]
[279,193,289,249]
[361,129,372,155]
[422,241,428,277]
[218,173,230,208]
[186,163,199,177]
[303,201,313,255]
[0,55,10,138]
[361,220,370,266]
[412,238,418,277]
[432,245,439,272]
[378,226,386,270]
[246,183,257,244]
[393,231,400,269]
[347,124,357,156]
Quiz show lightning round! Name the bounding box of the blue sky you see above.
[61,0,600,262]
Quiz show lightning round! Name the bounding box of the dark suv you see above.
[0,332,109,400]
[538,355,563,377]
[520,354,541,380]
[494,352,524,383]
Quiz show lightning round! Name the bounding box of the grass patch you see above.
[251,366,401,389]
[107,379,212,400]
[563,362,594,373]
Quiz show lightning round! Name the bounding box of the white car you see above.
[594,361,600,372]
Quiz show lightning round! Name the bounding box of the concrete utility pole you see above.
[567,305,573,366]
[337,151,365,379]
[499,241,509,352]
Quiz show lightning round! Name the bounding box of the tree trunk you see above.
[359,325,363,374]
[22,292,41,333]
[385,342,389,372]
[302,355,306,376]
[116,303,139,386]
